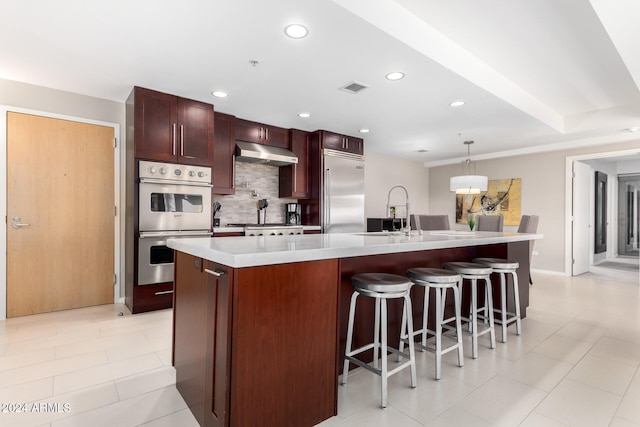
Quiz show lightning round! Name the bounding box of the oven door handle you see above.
[139,178,213,188]
[139,231,212,238]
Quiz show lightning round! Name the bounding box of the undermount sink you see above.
[352,231,404,236]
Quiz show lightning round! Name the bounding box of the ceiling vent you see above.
[340,81,370,94]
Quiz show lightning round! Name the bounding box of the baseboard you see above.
[531,268,570,277]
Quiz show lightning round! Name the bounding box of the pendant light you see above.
[449,140,488,195]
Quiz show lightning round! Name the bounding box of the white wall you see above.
[429,139,640,274]
[364,151,429,221]
[618,159,640,175]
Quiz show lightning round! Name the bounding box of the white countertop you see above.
[167,231,542,268]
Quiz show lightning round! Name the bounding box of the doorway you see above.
[618,174,640,257]
[1,109,121,318]
[566,151,640,284]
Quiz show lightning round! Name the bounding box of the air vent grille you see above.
[340,81,370,94]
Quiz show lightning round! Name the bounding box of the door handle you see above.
[12,217,30,229]
[205,268,225,277]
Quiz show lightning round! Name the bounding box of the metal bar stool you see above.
[443,262,496,359]
[341,273,417,408]
[474,257,522,342]
[399,268,464,380]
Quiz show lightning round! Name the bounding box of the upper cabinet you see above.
[236,118,289,148]
[212,112,236,195]
[319,130,363,155]
[132,87,214,166]
[279,129,310,199]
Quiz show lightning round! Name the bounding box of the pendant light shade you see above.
[450,175,488,194]
[450,140,488,194]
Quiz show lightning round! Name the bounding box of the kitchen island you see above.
[168,231,541,427]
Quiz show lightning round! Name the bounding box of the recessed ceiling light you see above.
[284,24,308,39]
[211,91,228,98]
[385,72,405,81]
[449,101,465,107]
[627,126,639,132]
[359,128,370,133]
[298,112,311,118]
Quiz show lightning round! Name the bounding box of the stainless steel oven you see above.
[137,160,213,286]
[138,160,213,231]
[138,230,211,285]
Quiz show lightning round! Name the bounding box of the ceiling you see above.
[1,0,639,165]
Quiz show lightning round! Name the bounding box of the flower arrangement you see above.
[468,215,476,231]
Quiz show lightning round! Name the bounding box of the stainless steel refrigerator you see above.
[322,149,365,233]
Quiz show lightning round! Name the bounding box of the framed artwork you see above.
[456,178,521,226]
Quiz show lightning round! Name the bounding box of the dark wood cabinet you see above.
[203,261,232,427]
[130,281,174,314]
[236,118,289,148]
[173,252,232,427]
[173,253,208,426]
[212,231,244,237]
[279,129,310,198]
[132,86,214,166]
[212,113,236,194]
[174,254,339,427]
[319,130,363,155]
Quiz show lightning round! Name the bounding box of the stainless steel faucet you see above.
[386,185,410,233]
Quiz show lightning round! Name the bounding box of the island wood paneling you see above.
[230,259,339,427]
[173,239,532,426]
[173,252,208,426]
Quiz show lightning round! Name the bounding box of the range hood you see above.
[235,141,298,166]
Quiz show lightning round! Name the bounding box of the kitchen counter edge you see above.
[168,231,542,269]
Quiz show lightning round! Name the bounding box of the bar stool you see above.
[341,273,417,408]
[474,257,521,342]
[399,268,464,380]
[443,262,496,359]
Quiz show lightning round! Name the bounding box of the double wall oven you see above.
[137,160,212,286]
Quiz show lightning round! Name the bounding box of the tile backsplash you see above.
[213,162,297,225]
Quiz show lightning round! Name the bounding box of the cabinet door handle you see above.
[265,128,269,140]
[172,124,177,155]
[180,125,184,156]
[205,268,225,277]
[155,290,174,296]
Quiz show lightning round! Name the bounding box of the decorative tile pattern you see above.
[213,162,297,225]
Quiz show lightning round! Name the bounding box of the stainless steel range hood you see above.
[235,141,298,166]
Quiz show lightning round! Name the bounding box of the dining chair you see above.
[475,215,504,232]
[410,214,450,231]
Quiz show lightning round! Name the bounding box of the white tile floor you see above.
[1,271,639,427]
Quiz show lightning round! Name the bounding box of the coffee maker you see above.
[285,203,302,225]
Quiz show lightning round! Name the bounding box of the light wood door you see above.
[7,112,115,317]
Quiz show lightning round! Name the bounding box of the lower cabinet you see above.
[173,252,231,427]
[173,253,338,427]
[130,282,173,314]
